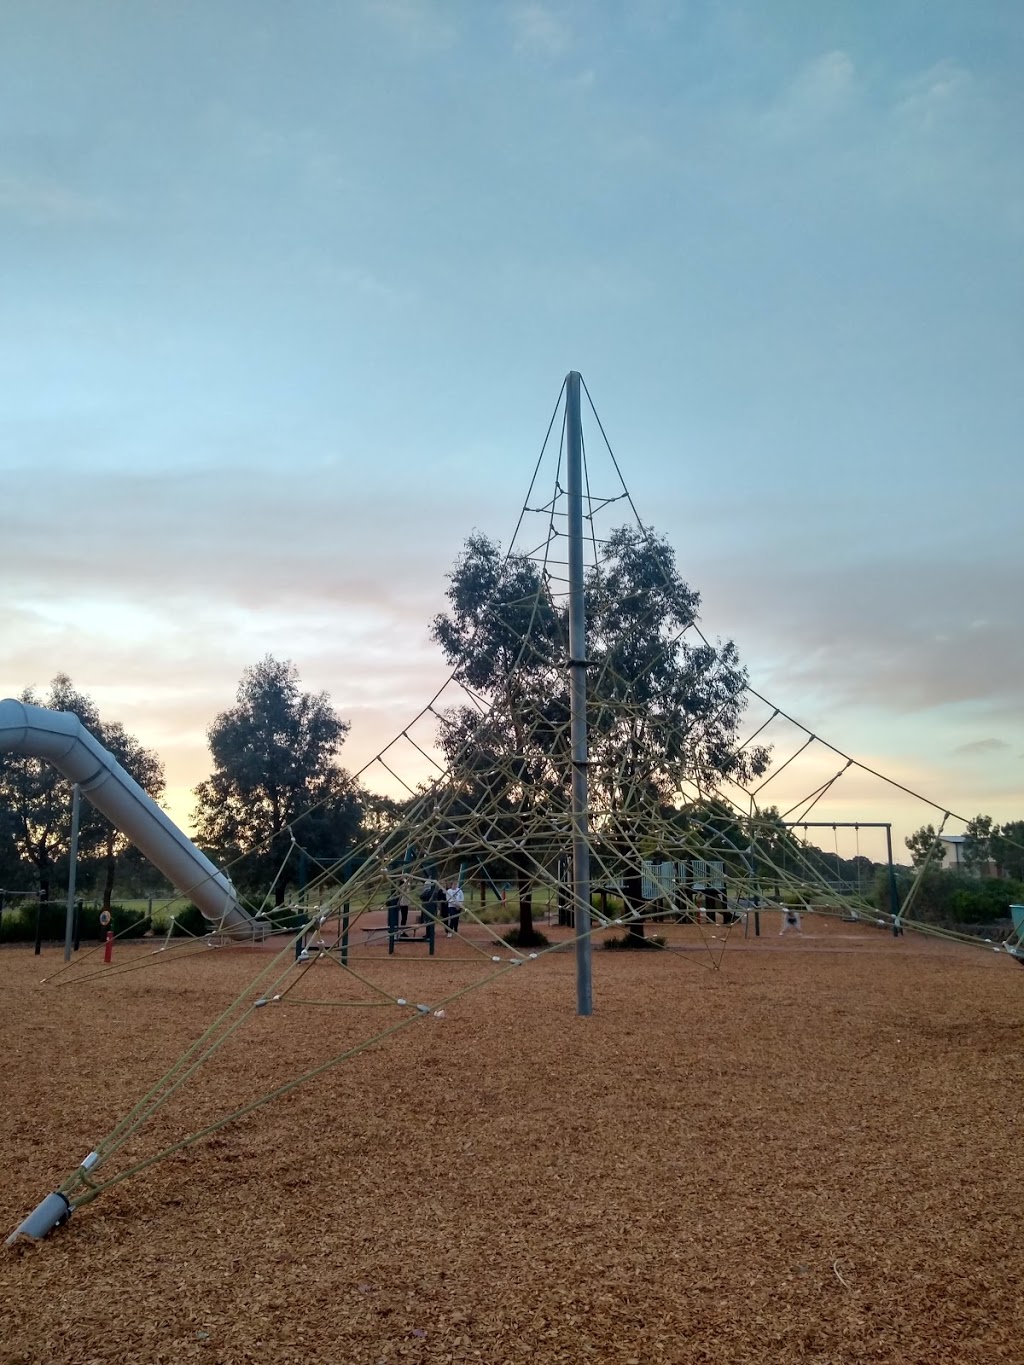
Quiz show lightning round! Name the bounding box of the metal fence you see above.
[640,859,726,899]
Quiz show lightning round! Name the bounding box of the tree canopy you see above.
[94,721,166,909]
[905,824,948,869]
[193,656,362,903]
[910,814,1024,881]
[991,821,1024,881]
[962,814,995,872]
[0,674,164,904]
[430,524,769,940]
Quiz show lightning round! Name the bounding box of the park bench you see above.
[363,906,437,955]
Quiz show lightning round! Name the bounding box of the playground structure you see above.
[0,698,258,939]
[4,371,1022,1248]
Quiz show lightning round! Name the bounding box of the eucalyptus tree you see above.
[431,524,768,942]
[193,656,362,903]
[0,674,164,905]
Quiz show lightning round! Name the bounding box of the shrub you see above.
[477,902,520,924]
[0,901,150,943]
[500,926,550,949]
[169,904,212,937]
[877,870,1024,926]
[0,907,43,944]
[79,904,150,940]
[948,879,1024,924]
[112,906,151,938]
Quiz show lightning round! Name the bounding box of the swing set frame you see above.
[781,821,901,926]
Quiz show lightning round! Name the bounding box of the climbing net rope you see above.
[23,375,1023,1236]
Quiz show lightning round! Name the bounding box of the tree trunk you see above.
[705,887,733,924]
[102,833,116,912]
[557,857,569,926]
[703,887,720,925]
[624,863,645,943]
[516,864,541,946]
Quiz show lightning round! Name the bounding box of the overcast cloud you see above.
[1,1,1021,843]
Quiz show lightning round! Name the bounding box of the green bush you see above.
[0,901,149,943]
[870,868,1024,926]
[0,906,46,944]
[79,904,150,940]
[169,904,212,937]
[500,926,550,949]
[476,902,520,924]
[113,906,151,938]
[948,879,1024,924]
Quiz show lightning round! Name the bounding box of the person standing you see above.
[431,878,448,929]
[419,878,435,925]
[445,880,465,938]
[779,907,803,936]
[420,877,445,928]
[398,879,411,929]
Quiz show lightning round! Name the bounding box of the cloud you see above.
[785,49,856,111]
[710,46,1020,236]
[0,173,114,225]
[0,462,477,618]
[894,60,973,132]
[362,0,457,53]
[954,738,1010,756]
[509,4,572,59]
[700,545,1024,719]
[0,460,480,829]
[313,261,416,308]
[756,50,857,141]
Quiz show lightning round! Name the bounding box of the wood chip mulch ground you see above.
[0,916,1021,1364]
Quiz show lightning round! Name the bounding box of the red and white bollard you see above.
[103,930,114,964]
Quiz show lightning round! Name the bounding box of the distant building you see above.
[941,834,967,871]
[940,834,999,878]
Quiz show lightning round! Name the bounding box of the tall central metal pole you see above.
[565,371,592,1016]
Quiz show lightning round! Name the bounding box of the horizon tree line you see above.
[4,526,1016,922]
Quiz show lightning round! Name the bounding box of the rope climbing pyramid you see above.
[9,372,1022,1245]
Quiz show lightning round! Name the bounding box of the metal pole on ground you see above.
[295,847,308,961]
[885,823,903,936]
[63,784,81,963]
[566,370,592,1017]
[341,859,351,967]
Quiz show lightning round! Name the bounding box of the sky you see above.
[1,0,1021,857]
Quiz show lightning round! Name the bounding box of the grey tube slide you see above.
[0,698,257,937]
